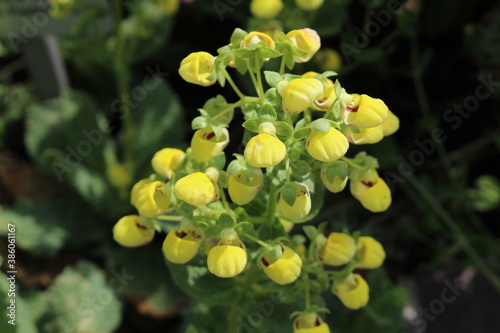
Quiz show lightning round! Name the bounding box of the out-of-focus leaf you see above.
[42,261,122,333]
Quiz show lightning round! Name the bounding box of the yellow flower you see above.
[113,215,155,247]
[179,51,216,86]
[250,0,283,19]
[260,245,302,285]
[163,227,204,264]
[191,127,229,163]
[295,0,324,11]
[306,128,349,162]
[135,181,173,218]
[344,125,384,145]
[286,28,321,63]
[157,0,179,14]
[343,94,389,128]
[279,185,312,221]
[130,179,150,206]
[277,78,324,114]
[320,168,348,193]
[317,232,356,266]
[355,236,386,269]
[174,172,216,206]
[106,163,132,189]
[228,168,264,205]
[151,148,185,179]
[317,48,342,72]
[244,123,286,168]
[350,169,392,212]
[207,243,247,278]
[332,273,370,310]
[241,31,275,50]
[293,313,331,333]
[382,110,400,136]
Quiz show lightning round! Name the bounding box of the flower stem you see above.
[246,61,262,99]
[243,233,269,248]
[408,176,500,294]
[340,157,363,170]
[279,56,287,76]
[255,68,265,100]
[266,181,278,222]
[223,68,245,99]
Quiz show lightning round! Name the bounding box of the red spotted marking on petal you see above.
[362,181,374,187]
[136,223,148,230]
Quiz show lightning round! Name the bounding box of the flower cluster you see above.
[113,27,398,331]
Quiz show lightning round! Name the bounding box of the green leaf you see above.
[263,243,283,259]
[303,226,318,241]
[274,122,294,141]
[235,221,254,234]
[166,256,239,305]
[280,185,297,207]
[294,127,312,140]
[264,71,284,88]
[259,104,277,121]
[192,116,207,130]
[44,261,121,333]
[227,159,243,175]
[185,324,199,333]
[318,71,338,79]
[295,116,311,130]
[230,28,248,45]
[178,203,193,219]
[218,214,235,228]
[0,271,37,333]
[291,160,311,177]
[242,119,261,133]
[310,119,331,132]
[211,152,226,170]
[218,170,229,188]
[106,244,184,315]
[325,161,348,182]
[0,197,98,256]
[132,81,185,175]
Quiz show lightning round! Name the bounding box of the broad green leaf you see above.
[133,81,185,179]
[310,119,331,132]
[259,104,277,121]
[294,127,312,140]
[264,71,284,88]
[219,214,235,228]
[43,261,121,333]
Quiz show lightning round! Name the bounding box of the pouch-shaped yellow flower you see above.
[317,232,356,266]
[151,148,185,179]
[135,181,173,218]
[286,29,321,63]
[207,243,247,278]
[382,110,400,136]
[306,128,349,162]
[250,0,283,19]
[241,31,275,50]
[163,228,204,264]
[332,273,370,310]
[244,133,286,168]
[293,313,331,333]
[113,215,155,247]
[228,168,264,205]
[343,94,389,128]
[130,179,150,206]
[179,51,216,86]
[261,245,302,285]
[174,172,216,206]
[279,186,312,221]
[350,169,392,212]
[320,168,348,193]
[191,127,229,163]
[355,236,386,269]
[277,78,324,114]
[344,125,384,145]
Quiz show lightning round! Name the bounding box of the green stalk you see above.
[408,176,500,294]
[223,68,245,99]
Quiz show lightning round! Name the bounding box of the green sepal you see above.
[218,213,236,228]
[264,71,284,88]
[310,118,331,132]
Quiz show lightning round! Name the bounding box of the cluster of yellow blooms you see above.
[113,27,398,332]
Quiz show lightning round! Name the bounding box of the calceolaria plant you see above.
[113,27,399,332]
